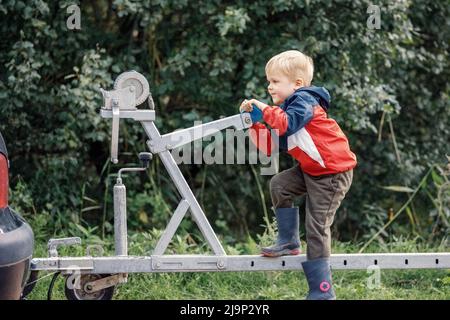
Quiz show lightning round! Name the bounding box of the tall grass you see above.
[25,228,449,300]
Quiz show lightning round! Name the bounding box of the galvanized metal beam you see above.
[153,200,190,255]
[31,252,450,274]
[147,113,252,154]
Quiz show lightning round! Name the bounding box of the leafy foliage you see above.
[1,0,448,245]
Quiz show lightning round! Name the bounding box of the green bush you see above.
[1,1,448,246]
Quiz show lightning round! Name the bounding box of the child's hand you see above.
[239,99,266,112]
[240,99,264,123]
[239,99,253,112]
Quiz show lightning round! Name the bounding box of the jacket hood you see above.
[297,86,331,111]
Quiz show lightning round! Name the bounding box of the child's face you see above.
[266,73,302,105]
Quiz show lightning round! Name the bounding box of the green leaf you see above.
[381,186,415,193]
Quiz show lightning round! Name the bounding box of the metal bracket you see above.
[151,255,227,271]
[48,237,81,258]
[111,99,120,163]
[100,109,155,121]
[31,257,94,272]
[84,273,128,293]
[100,71,151,164]
[101,86,137,111]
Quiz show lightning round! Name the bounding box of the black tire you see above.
[64,273,115,300]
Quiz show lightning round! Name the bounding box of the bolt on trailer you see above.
[26,71,450,300]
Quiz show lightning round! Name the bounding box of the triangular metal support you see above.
[143,121,226,256]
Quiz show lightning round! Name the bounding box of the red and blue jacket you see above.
[249,86,357,176]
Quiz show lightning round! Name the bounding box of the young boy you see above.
[240,50,357,300]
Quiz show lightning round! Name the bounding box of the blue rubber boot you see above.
[301,258,336,300]
[261,207,301,257]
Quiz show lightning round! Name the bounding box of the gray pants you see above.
[270,166,353,260]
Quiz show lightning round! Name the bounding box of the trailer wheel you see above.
[64,273,115,300]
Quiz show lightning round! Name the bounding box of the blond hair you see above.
[265,50,314,86]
